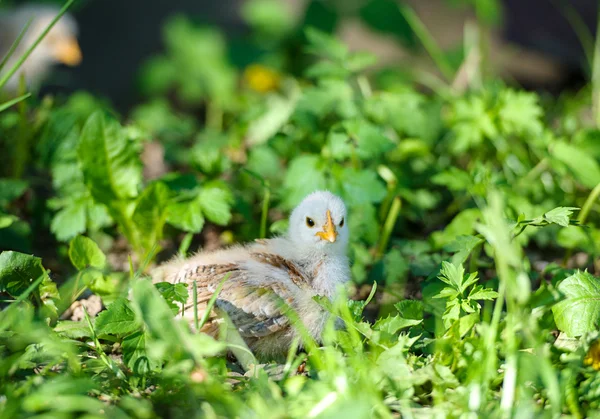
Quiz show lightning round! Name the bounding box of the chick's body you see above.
[153,191,350,360]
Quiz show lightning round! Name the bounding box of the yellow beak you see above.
[54,37,82,66]
[316,210,337,243]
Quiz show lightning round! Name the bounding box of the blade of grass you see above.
[399,3,455,81]
[198,272,230,329]
[0,0,76,89]
[0,93,31,113]
[260,184,270,239]
[193,280,199,331]
[592,6,600,127]
[0,18,32,72]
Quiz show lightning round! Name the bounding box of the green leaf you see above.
[78,112,142,204]
[51,200,87,242]
[0,179,28,207]
[0,251,48,297]
[122,330,159,375]
[359,0,416,48]
[305,27,348,61]
[132,182,170,253]
[54,320,93,339]
[155,282,189,315]
[341,168,387,206]
[198,182,234,225]
[394,300,424,320]
[246,90,299,146]
[437,261,465,290]
[551,141,600,189]
[552,271,600,337]
[167,195,205,233]
[343,120,395,160]
[327,132,353,161]
[383,249,410,285]
[282,155,327,209]
[375,314,422,335]
[497,89,543,136]
[0,213,18,229]
[445,235,484,266]
[241,0,295,37]
[543,207,580,227]
[469,286,498,301]
[448,96,496,154]
[68,235,106,270]
[94,297,141,336]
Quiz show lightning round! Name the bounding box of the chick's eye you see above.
[339,217,344,227]
[306,217,315,227]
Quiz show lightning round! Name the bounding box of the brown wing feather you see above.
[173,254,310,338]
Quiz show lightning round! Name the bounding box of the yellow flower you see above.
[584,340,600,370]
[243,64,281,93]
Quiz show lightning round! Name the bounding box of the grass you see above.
[1,0,600,417]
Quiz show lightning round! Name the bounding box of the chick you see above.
[0,4,81,92]
[153,191,350,360]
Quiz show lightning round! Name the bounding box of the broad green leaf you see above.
[551,141,600,189]
[0,251,48,297]
[132,182,170,253]
[68,235,106,270]
[247,146,283,181]
[94,297,141,336]
[282,154,327,209]
[383,248,410,285]
[246,89,300,146]
[445,235,484,266]
[130,279,181,343]
[0,178,28,206]
[341,168,387,206]
[51,200,87,242]
[394,300,424,320]
[54,320,93,339]
[241,0,295,37]
[343,120,394,160]
[305,27,348,61]
[0,213,18,229]
[155,282,189,315]
[78,112,142,204]
[552,271,600,336]
[198,182,234,225]
[167,195,205,233]
[122,330,159,375]
[327,132,353,161]
[375,314,422,335]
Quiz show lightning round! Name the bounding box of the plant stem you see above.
[376,196,401,259]
[578,181,600,224]
[260,185,270,239]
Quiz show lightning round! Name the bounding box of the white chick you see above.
[153,190,351,360]
[0,4,81,92]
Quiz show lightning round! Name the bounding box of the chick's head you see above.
[288,191,348,254]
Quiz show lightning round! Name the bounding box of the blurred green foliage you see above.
[1,0,600,417]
